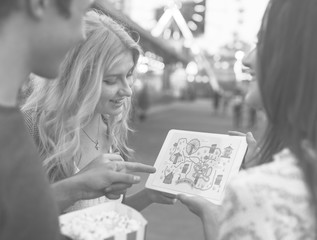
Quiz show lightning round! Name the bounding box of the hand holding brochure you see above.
[145,129,248,204]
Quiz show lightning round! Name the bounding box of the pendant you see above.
[95,142,100,150]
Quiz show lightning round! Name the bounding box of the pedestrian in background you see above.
[231,88,244,129]
[212,90,221,115]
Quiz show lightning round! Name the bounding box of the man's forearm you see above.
[52,178,82,213]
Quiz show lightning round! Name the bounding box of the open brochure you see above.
[145,129,248,205]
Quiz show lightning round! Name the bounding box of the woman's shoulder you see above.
[232,148,305,189]
[227,148,311,210]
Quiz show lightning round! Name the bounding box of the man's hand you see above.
[73,154,156,200]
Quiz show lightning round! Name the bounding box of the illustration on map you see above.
[146,130,247,203]
[159,137,236,192]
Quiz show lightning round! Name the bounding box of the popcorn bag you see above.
[59,202,147,240]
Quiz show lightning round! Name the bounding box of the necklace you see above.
[82,117,100,150]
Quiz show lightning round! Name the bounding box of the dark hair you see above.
[0,0,71,20]
[55,0,72,18]
[0,0,18,20]
[255,1,285,165]
[257,0,317,235]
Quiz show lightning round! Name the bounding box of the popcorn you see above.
[60,203,147,240]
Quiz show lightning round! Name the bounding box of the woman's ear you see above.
[27,0,49,19]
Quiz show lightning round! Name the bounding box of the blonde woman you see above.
[22,11,173,212]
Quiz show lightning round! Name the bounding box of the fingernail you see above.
[134,176,141,182]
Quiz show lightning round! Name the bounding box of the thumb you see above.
[246,132,256,145]
[177,194,192,203]
[228,130,246,137]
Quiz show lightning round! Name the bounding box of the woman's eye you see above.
[103,78,116,85]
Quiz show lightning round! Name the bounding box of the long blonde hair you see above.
[22,10,142,182]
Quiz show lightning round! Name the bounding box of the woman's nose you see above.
[242,52,251,68]
[242,48,256,68]
[119,79,133,97]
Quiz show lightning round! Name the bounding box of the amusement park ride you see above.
[151,0,220,91]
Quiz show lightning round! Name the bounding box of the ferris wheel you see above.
[151,0,206,40]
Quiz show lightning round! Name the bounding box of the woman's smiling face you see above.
[95,50,134,117]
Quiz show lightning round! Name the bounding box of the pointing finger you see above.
[115,162,156,174]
